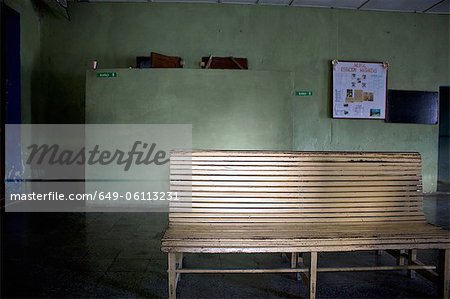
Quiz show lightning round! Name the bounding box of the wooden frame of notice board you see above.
[332,60,389,119]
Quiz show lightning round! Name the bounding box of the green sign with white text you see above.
[97,72,118,78]
[295,91,313,96]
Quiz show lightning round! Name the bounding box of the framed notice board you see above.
[332,60,388,119]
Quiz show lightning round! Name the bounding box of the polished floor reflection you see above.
[2,193,449,298]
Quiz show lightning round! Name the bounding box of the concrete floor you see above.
[2,193,449,298]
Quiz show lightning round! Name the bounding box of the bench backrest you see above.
[169,150,426,225]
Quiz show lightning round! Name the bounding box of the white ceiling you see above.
[85,0,450,14]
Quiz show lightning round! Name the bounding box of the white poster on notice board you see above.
[332,60,388,119]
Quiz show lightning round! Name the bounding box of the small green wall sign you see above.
[295,91,313,96]
[97,72,118,78]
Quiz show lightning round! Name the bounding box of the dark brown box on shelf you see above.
[151,52,183,68]
[201,56,248,70]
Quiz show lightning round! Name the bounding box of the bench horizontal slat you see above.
[171,165,421,171]
[171,159,421,165]
[170,156,421,161]
[170,207,422,212]
[171,175,421,182]
[172,191,420,198]
[164,223,443,233]
[174,196,422,202]
[162,238,450,247]
[170,202,422,208]
[172,150,420,156]
[171,160,420,166]
[162,244,448,253]
[171,169,421,175]
[168,217,427,223]
[171,186,419,192]
[172,199,423,206]
[164,233,447,240]
[165,229,442,237]
[171,180,420,186]
[169,211,425,217]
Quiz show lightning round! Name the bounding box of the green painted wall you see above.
[38,3,449,191]
[86,69,293,150]
[4,0,41,123]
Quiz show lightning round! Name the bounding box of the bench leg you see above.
[298,253,308,282]
[291,252,304,281]
[438,249,449,299]
[168,253,177,299]
[298,253,304,265]
[291,252,298,268]
[175,253,183,286]
[176,253,184,269]
[376,250,383,256]
[407,250,417,279]
[309,252,318,299]
[291,252,299,280]
[295,253,309,286]
[398,249,407,266]
[397,249,407,274]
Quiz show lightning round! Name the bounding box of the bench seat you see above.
[162,223,450,253]
[161,150,450,298]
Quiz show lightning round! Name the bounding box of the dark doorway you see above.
[2,3,22,199]
[3,3,22,193]
[438,86,450,192]
[3,4,21,124]
[1,3,23,298]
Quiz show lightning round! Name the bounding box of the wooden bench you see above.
[161,150,450,298]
